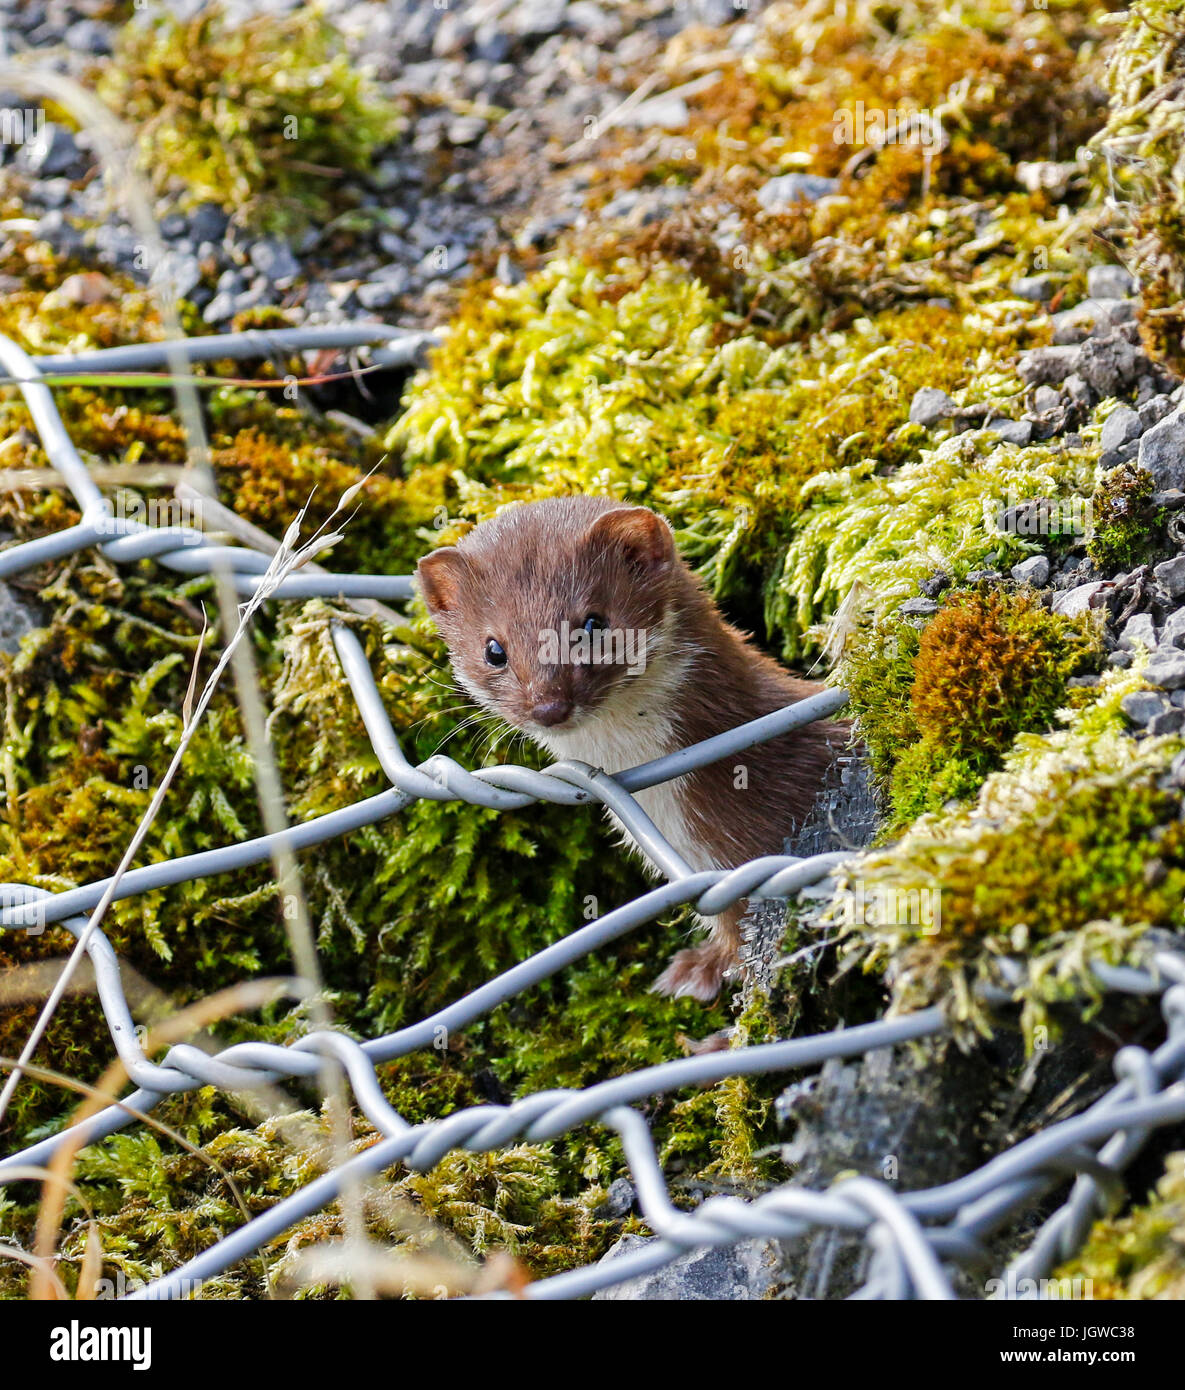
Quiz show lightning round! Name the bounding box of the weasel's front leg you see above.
[651,901,743,1002]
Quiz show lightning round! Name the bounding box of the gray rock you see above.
[1109,650,1134,668]
[598,1177,636,1219]
[1018,345,1080,386]
[446,115,487,146]
[1150,708,1185,736]
[1087,264,1137,300]
[1161,608,1185,648]
[514,0,569,38]
[30,177,71,209]
[1154,554,1185,600]
[899,596,939,617]
[592,1234,777,1301]
[0,582,38,655]
[188,202,229,245]
[756,173,840,211]
[1144,650,1185,690]
[1012,274,1055,303]
[1011,554,1050,586]
[355,274,408,310]
[620,94,691,130]
[1140,394,1176,432]
[1063,373,1093,411]
[65,18,112,53]
[1052,581,1108,618]
[908,387,956,427]
[1119,612,1158,651]
[1100,405,1144,454]
[965,568,1003,583]
[90,223,140,271]
[1171,751,1185,788]
[1031,384,1061,414]
[16,121,82,176]
[1051,299,1135,345]
[202,291,238,326]
[984,418,1033,447]
[1076,330,1150,398]
[1101,438,1142,471]
[150,250,202,301]
[1120,691,1167,726]
[472,21,513,62]
[249,238,300,285]
[33,209,84,257]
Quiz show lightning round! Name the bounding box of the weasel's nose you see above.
[531,697,573,727]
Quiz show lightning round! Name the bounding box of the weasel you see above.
[415,496,846,1001]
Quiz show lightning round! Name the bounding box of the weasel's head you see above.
[416,497,679,738]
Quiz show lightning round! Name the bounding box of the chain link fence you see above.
[1,328,1184,1300]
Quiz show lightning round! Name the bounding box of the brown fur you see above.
[417,496,847,999]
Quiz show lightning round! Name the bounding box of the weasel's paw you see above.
[650,943,732,1002]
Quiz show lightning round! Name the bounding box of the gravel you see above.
[1140,409,1185,492]
[908,387,957,427]
[1011,554,1050,586]
[756,173,840,210]
[1087,264,1137,300]
[1100,404,1143,454]
[1144,650,1185,690]
[1121,691,1168,726]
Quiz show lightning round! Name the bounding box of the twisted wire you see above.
[0,328,1181,1303]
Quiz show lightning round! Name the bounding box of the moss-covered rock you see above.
[832,666,1185,1037]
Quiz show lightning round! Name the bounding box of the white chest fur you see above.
[532,638,720,877]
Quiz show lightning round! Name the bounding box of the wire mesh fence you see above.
[1,326,1185,1301]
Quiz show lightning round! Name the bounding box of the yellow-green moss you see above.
[842,587,1102,830]
[99,5,402,233]
[1090,0,1185,373]
[1055,1152,1185,1298]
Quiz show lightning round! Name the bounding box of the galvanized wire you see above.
[0,328,1183,1302]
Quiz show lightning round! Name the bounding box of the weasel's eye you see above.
[484,638,507,668]
[583,614,608,635]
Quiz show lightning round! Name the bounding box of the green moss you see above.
[832,667,1185,1036]
[1054,1152,1185,1299]
[99,5,402,233]
[841,587,1101,831]
[775,433,1098,660]
[1088,463,1165,572]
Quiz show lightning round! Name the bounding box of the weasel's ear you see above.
[416,546,471,615]
[585,506,675,577]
